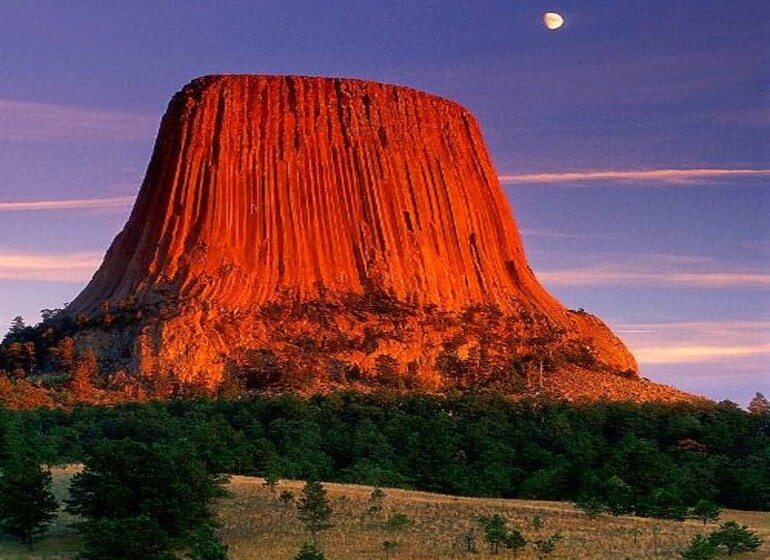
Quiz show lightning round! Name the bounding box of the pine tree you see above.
[296,480,333,546]
[748,392,769,416]
[2,316,27,345]
[708,521,763,555]
[186,523,230,560]
[294,542,326,560]
[67,439,229,559]
[679,534,717,560]
[688,500,721,525]
[504,529,527,558]
[0,419,58,549]
[477,514,509,554]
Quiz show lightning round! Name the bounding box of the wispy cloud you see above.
[634,344,770,365]
[519,228,594,239]
[540,268,770,288]
[0,250,100,282]
[616,320,770,366]
[0,196,135,212]
[0,99,155,142]
[537,255,770,288]
[499,168,770,186]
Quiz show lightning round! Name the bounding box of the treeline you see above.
[3,393,769,513]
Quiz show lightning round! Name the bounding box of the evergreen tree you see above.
[748,392,769,416]
[186,523,230,560]
[0,415,58,549]
[688,500,722,525]
[76,516,176,560]
[708,521,763,555]
[532,533,562,559]
[603,475,635,515]
[0,456,58,548]
[504,529,527,558]
[477,514,509,554]
[294,542,326,560]
[67,439,229,559]
[679,534,717,560]
[2,316,27,345]
[296,480,333,546]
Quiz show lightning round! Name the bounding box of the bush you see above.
[385,512,411,532]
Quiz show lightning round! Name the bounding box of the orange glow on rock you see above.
[62,76,651,396]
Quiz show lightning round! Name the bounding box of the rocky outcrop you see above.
[63,75,641,392]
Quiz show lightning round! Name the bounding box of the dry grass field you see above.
[0,466,767,559]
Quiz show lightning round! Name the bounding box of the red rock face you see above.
[66,75,640,391]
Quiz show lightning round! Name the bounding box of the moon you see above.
[543,12,564,30]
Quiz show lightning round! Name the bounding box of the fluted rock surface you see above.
[65,75,641,392]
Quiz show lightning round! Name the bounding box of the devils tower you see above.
[58,74,672,399]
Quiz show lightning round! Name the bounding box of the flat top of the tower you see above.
[176,74,473,116]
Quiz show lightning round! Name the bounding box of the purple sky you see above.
[0,1,767,405]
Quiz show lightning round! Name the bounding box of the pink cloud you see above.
[536,256,770,288]
[0,250,100,282]
[615,320,770,366]
[0,196,135,212]
[0,99,155,142]
[499,168,770,185]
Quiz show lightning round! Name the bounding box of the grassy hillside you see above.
[1,466,768,559]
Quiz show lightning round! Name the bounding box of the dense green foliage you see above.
[2,393,769,516]
[0,413,58,548]
[707,521,763,555]
[66,439,229,560]
[0,461,58,549]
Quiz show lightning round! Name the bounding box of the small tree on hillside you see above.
[688,500,722,525]
[263,471,280,493]
[533,533,562,559]
[294,542,326,560]
[367,486,386,516]
[679,534,717,560]
[574,495,605,517]
[477,514,509,554]
[296,480,333,546]
[708,521,763,555]
[504,529,527,559]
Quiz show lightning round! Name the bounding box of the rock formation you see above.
[60,75,651,397]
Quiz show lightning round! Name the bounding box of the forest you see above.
[2,392,768,515]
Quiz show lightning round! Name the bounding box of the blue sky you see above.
[0,1,767,404]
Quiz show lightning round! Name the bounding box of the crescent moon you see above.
[543,12,564,30]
